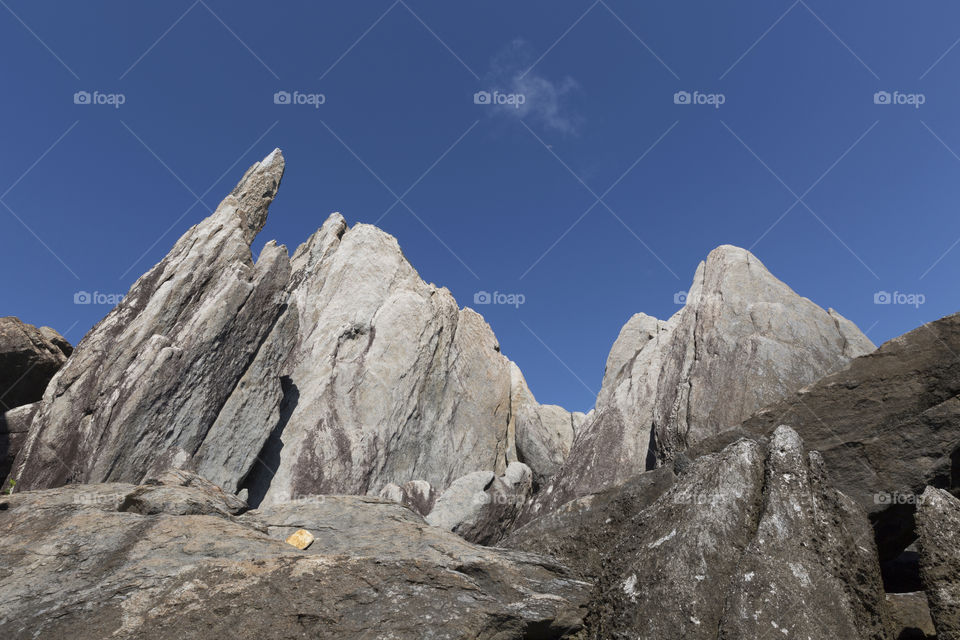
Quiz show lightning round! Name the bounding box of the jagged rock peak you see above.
[9,151,580,505]
[227,148,284,244]
[518,243,875,522]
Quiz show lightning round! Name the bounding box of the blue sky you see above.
[2,1,959,413]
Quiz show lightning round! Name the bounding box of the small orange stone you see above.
[285,529,315,550]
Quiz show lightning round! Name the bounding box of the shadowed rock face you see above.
[0,471,590,640]
[0,319,72,481]
[0,318,71,413]
[518,246,874,523]
[916,486,960,639]
[578,427,889,640]
[9,149,580,504]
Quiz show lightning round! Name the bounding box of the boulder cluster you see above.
[1,150,957,639]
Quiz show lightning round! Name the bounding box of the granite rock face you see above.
[508,362,586,487]
[520,246,874,521]
[916,486,960,639]
[10,149,580,506]
[0,317,71,412]
[584,426,890,639]
[0,473,590,639]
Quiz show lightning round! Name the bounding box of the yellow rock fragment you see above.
[285,529,315,550]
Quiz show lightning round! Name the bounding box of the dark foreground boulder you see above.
[916,486,960,639]
[510,426,891,639]
[0,470,589,639]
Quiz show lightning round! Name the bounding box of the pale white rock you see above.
[519,245,874,520]
[426,462,533,545]
[508,361,586,486]
[11,149,581,505]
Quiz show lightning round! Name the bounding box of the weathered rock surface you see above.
[521,246,874,521]
[0,471,590,639]
[0,403,37,485]
[500,465,676,581]
[0,317,71,413]
[10,149,581,503]
[573,426,889,639]
[700,310,960,560]
[426,462,533,545]
[916,486,960,638]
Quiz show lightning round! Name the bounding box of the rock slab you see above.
[0,471,590,639]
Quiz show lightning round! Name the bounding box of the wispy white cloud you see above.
[481,39,581,135]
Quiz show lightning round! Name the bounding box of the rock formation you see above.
[519,245,875,523]
[0,470,590,639]
[695,311,960,561]
[916,486,960,638]
[9,149,581,508]
[583,426,889,639]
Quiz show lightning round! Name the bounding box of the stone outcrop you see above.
[0,471,590,639]
[9,149,581,507]
[519,246,874,522]
[582,426,889,639]
[0,317,71,412]
[697,311,960,561]
[916,486,960,638]
[425,461,533,545]
[10,150,290,491]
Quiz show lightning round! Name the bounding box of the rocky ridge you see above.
[8,150,580,505]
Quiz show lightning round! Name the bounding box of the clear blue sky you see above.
[2,1,959,413]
